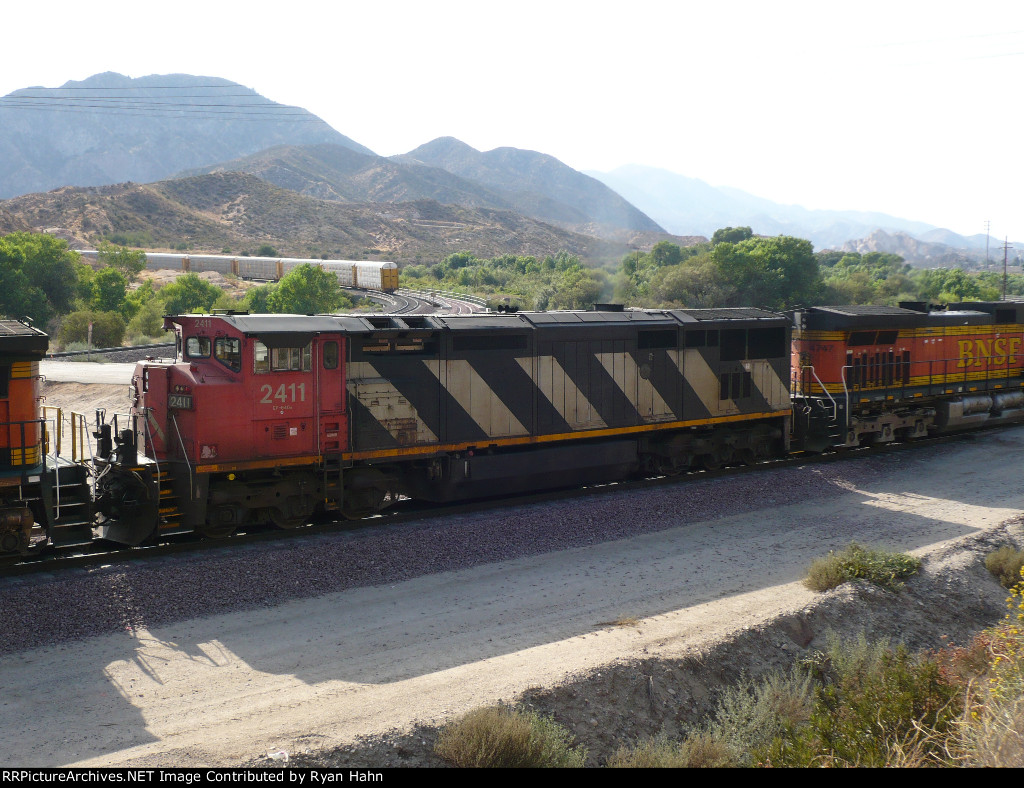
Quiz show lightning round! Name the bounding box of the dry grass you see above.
[434,706,586,768]
[985,546,1024,589]
[606,732,734,768]
[960,693,1024,767]
[597,617,639,628]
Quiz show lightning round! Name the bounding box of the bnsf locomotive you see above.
[6,300,1024,554]
[0,319,91,553]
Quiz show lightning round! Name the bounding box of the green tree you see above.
[244,284,277,313]
[96,241,146,283]
[649,240,684,268]
[266,264,350,314]
[91,268,129,315]
[126,300,165,339]
[158,273,224,315]
[256,244,279,258]
[647,255,735,308]
[711,235,821,309]
[0,232,81,324]
[0,267,50,325]
[712,226,754,245]
[57,310,126,348]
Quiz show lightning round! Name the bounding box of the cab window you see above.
[186,336,211,358]
[253,341,311,373]
[214,337,242,372]
[323,341,339,370]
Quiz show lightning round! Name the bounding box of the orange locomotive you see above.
[790,302,1024,451]
[0,319,92,552]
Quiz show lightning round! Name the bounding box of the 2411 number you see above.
[260,383,306,404]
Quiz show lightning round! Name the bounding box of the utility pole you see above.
[986,220,991,264]
[1003,238,1014,300]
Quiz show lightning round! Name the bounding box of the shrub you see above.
[434,706,586,768]
[709,669,814,762]
[805,542,921,592]
[608,668,812,768]
[56,310,126,349]
[126,300,165,338]
[986,546,1024,589]
[766,633,962,767]
[606,732,733,768]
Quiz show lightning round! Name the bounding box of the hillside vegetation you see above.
[403,227,1023,313]
[0,173,635,265]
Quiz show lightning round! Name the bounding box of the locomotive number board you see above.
[168,394,194,410]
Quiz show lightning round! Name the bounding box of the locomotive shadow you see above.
[3,631,162,766]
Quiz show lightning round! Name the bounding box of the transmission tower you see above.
[1003,238,1014,300]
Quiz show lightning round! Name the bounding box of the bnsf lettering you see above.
[957,338,1022,367]
[259,383,307,404]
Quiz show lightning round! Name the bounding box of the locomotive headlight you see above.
[228,473,236,481]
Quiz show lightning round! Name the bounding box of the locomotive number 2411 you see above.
[260,383,307,404]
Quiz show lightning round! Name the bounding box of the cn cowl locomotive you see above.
[5,300,1024,554]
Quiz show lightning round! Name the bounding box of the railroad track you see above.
[0,429,974,579]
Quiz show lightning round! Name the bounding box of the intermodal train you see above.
[75,251,400,292]
[4,300,1024,554]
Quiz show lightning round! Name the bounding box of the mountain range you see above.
[587,165,1004,265]
[0,72,1008,265]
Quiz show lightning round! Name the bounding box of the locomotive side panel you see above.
[678,315,791,423]
[346,332,442,453]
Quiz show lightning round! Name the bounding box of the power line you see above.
[0,100,325,122]
[2,99,315,114]
[11,83,254,90]
[8,92,271,102]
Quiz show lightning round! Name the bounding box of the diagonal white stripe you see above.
[518,355,608,429]
[424,359,528,437]
[595,352,674,421]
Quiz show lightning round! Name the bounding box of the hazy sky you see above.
[5,1,1023,244]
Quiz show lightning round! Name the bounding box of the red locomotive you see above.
[94,307,793,544]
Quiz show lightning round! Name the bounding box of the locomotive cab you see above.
[105,314,350,541]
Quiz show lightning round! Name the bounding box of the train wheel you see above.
[341,488,386,520]
[198,506,238,539]
[701,452,722,471]
[270,508,308,530]
[341,468,390,519]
